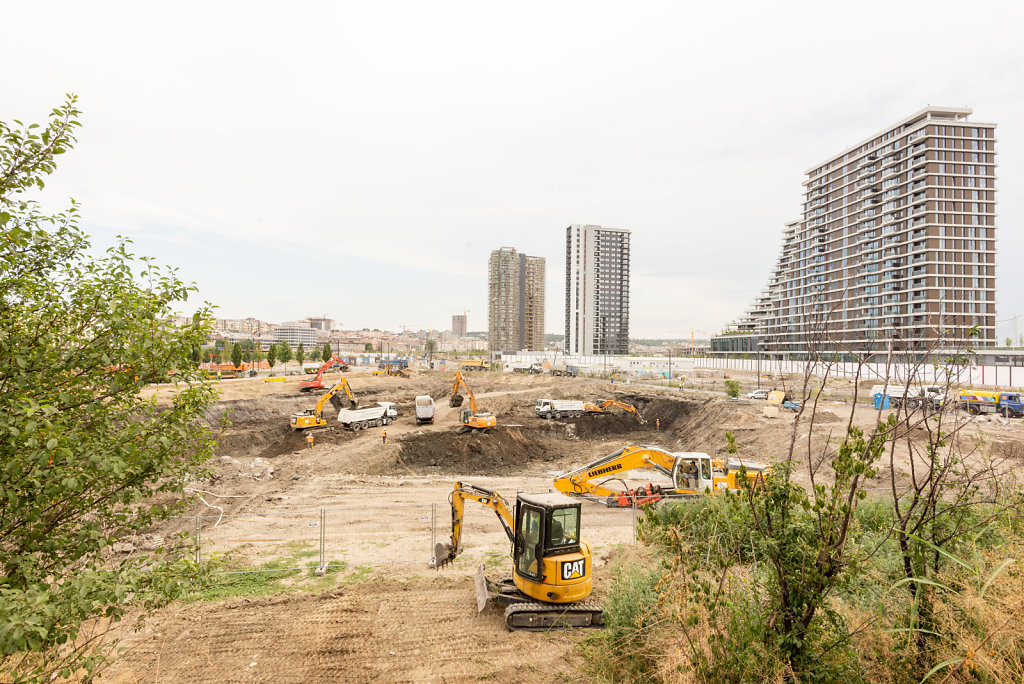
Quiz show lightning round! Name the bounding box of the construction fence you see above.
[696,356,1024,390]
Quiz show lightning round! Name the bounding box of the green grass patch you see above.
[188,544,375,602]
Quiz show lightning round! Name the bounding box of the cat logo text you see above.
[561,559,585,580]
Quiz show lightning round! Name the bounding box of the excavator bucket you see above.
[450,394,464,408]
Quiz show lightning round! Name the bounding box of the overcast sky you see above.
[4,1,1023,340]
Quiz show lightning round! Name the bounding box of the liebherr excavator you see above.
[449,370,496,432]
[289,378,358,430]
[584,400,646,424]
[432,481,603,631]
[552,445,770,507]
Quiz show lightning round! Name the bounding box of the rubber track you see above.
[502,601,604,631]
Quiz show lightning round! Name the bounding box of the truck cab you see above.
[998,392,1023,418]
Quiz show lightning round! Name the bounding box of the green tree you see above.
[254,339,263,369]
[231,342,242,368]
[724,379,741,398]
[296,342,305,365]
[424,339,437,355]
[267,342,277,368]
[322,343,332,362]
[364,342,374,353]
[0,97,219,681]
[277,341,292,366]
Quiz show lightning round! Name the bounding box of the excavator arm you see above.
[434,481,514,567]
[552,446,687,503]
[299,355,347,391]
[583,400,646,424]
[317,378,358,417]
[449,370,478,413]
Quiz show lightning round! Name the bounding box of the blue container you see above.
[873,393,890,409]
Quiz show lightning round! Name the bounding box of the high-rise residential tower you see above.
[451,313,467,338]
[714,106,997,357]
[565,225,631,356]
[488,247,545,352]
[519,254,546,351]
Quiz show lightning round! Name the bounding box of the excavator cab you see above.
[671,454,714,493]
[510,493,590,605]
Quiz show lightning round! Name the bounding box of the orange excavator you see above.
[552,445,770,508]
[449,370,496,433]
[583,400,646,424]
[299,355,349,392]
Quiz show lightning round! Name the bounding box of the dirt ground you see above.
[100,368,1024,683]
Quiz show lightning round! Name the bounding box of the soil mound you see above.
[396,427,567,475]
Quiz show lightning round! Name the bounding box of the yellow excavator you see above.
[372,363,410,378]
[449,370,496,433]
[583,399,646,424]
[289,378,358,430]
[433,481,603,631]
[552,445,770,507]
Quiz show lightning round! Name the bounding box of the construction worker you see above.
[382,429,387,445]
[656,418,660,431]
[306,433,314,450]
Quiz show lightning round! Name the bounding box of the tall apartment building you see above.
[451,313,467,339]
[714,106,997,358]
[519,254,546,351]
[487,247,545,352]
[565,225,631,356]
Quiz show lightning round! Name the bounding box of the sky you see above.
[4,1,1023,340]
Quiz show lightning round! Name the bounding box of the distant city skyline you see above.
[4,2,1022,340]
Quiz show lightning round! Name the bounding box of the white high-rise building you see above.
[565,225,631,356]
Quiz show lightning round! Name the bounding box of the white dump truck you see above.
[337,402,398,431]
[535,398,585,419]
[414,395,435,425]
[869,384,944,410]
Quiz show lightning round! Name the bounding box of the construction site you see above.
[98,368,1024,683]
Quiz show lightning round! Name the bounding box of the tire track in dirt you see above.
[104,576,582,683]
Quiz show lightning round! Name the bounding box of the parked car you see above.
[745,389,771,400]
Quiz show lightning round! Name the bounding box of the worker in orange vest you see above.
[382,429,387,445]
[306,433,314,449]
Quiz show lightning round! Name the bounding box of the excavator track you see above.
[502,601,604,631]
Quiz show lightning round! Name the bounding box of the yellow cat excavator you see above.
[432,481,603,631]
[289,378,358,430]
[449,370,496,433]
[552,445,769,507]
[583,399,646,424]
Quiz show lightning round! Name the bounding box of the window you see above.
[548,507,579,549]
[516,506,543,579]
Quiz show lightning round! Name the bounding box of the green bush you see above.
[581,562,664,683]
[724,379,742,398]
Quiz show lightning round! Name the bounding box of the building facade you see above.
[267,321,318,348]
[488,247,546,352]
[451,313,467,339]
[519,254,546,352]
[715,107,997,358]
[565,224,631,356]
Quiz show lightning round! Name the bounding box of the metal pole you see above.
[316,508,327,576]
[631,499,637,542]
[431,502,437,567]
